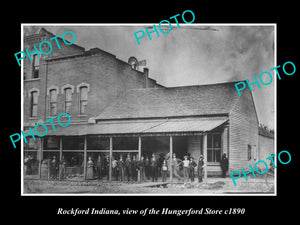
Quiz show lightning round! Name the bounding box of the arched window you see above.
[49,89,57,116]
[32,54,40,78]
[64,87,72,114]
[76,82,90,115]
[79,86,88,115]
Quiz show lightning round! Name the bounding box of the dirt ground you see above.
[23,175,275,195]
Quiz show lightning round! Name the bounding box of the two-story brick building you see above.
[23,27,271,181]
[23,28,162,178]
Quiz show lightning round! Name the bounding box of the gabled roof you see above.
[96,81,242,120]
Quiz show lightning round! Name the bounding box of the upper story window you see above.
[32,54,40,79]
[30,91,38,117]
[49,89,57,116]
[79,86,88,115]
[61,84,75,114]
[64,87,72,114]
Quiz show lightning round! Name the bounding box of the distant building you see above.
[23,28,273,180]
[258,125,275,161]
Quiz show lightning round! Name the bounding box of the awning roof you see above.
[31,118,228,136]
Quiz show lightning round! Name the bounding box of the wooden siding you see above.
[187,126,229,177]
[258,134,275,161]
[188,136,202,160]
[229,89,259,172]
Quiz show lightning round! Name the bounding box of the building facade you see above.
[23,28,270,181]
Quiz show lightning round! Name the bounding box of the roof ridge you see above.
[124,80,247,92]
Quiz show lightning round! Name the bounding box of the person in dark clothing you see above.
[117,155,126,182]
[105,154,110,180]
[125,154,132,182]
[197,155,204,183]
[161,159,168,182]
[131,155,138,181]
[59,155,67,180]
[96,155,102,180]
[220,153,229,178]
[150,154,158,182]
[50,156,58,180]
[144,156,151,180]
[189,157,197,182]
[70,156,77,167]
[137,156,146,182]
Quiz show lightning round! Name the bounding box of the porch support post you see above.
[83,136,87,180]
[203,133,208,179]
[109,137,113,181]
[169,135,173,182]
[138,136,141,182]
[59,137,63,161]
[38,138,43,179]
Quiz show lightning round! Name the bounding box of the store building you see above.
[23,28,268,181]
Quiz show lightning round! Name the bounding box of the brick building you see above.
[23,28,271,181]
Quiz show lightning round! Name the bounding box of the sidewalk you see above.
[23,175,275,194]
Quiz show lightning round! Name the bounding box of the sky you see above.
[24,24,275,129]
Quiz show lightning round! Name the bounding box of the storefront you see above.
[26,116,229,181]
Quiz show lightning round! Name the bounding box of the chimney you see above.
[143,67,149,88]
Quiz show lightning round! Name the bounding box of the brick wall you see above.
[23,31,161,126]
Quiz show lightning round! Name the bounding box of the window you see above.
[113,137,138,150]
[87,136,110,150]
[49,89,57,116]
[207,133,221,162]
[64,88,72,114]
[62,136,84,150]
[32,54,40,78]
[248,145,252,160]
[79,86,88,114]
[30,91,38,117]
[43,137,60,150]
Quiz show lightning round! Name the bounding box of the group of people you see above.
[32,152,229,183]
[44,155,67,180]
[86,153,210,183]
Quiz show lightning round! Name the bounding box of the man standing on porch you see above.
[183,155,190,183]
[125,154,132,182]
[171,153,182,182]
[137,156,146,182]
[96,155,102,181]
[150,153,158,182]
[117,155,126,182]
[220,153,229,178]
[198,155,205,182]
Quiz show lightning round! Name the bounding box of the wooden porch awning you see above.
[32,117,228,136]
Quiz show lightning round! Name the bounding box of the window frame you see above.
[49,89,58,116]
[64,87,73,114]
[247,144,252,161]
[30,91,38,117]
[207,133,222,163]
[79,86,88,115]
[32,54,40,79]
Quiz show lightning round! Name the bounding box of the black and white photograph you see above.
[4,4,299,222]
[21,24,276,195]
